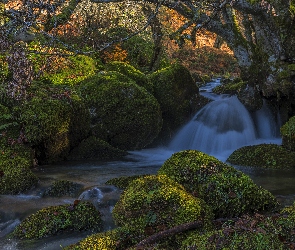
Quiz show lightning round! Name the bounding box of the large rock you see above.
[0,104,38,194]
[20,87,90,163]
[281,116,295,151]
[149,63,199,142]
[158,150,279,218]
[12,201,102,239]
[78,72,162,150]
[227,144,295,168]
[112,175,213,246]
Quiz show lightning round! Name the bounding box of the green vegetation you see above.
[112,175,213,246]
[67,136,126,160]
[28,43,98,86]
[213,78,246,95]
[43,180,83,197]
[0,104,38,194]
[64,227,130,250]
[12,201,102,239]
[158,150,278,218]
[78,72,162,150]
[227,144,295,168]
[149,63,199,141]
[105,61,153,92]
[15,80,91,163]
[182,202,295,249]
[281,116,295,151]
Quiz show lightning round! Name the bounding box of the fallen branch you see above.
[133,220,204,248]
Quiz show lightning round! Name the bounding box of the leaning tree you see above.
[90,0,295,118]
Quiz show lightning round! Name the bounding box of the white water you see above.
[130,79,281,162]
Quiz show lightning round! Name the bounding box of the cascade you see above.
[169,96,257,156]
[252,100,280,138]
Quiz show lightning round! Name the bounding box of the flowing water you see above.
[1,79,295,250]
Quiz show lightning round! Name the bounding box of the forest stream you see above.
[1,79,295,250]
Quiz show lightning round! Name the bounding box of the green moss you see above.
[121,35,155,72]
[0,109,38,194]
[112,175,213,246]
[0,156,38,194]
[28,44,97,86]
[181,215,284,250]
[67,136,126,160]
[43,55,97,85]
[78,72,162,150]
[213,79,246,95]
[149,63,199,141]
[64,227,131,250]
[43,180,83,197]
[183,204,295,249]
[227,144,295,168]
[12,201,102,240]
[19,82,90,163]
[281,116,295,151]
[105,61,153,92]
[105,174,148,189]
[158,150,279,218]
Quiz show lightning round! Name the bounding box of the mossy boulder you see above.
[12,201,102,239]
[64,227,131,250]
[43,180,83,197]
[78,72,162,150]
[19,84,90,163]
[149,63,199,141]
[237,84,263,111]
[227,144,295,168]
[158,150,279,218]
[112,175,213,246]
[67,136,126,160]
[0,107,38,194]
[105,61,153,92]
[182,203,295,250]
[181,214,285,250]
[213,78,246,95]
[281,116,295,151]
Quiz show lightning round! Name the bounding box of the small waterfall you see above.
[253,100,280,138]
[169,96,257,156]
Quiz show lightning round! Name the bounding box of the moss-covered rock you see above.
[43,180,83,197]
[181,214,285,250]
[278,201,295,244]
[182,203,295,250]
[0,156,38,195]
[67,136,127,160]
[19,83,90,163]
[64,227,131,250]
[158,150,279,218]
[78,72,162,150]
[149,63,199,141]
[213,78,246,95]
[112,175,213,246]
[0,106,38,194]
[105,61,153,92]
[12,201,102,239]
[281,116,295,151]
[227,144,295,168]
